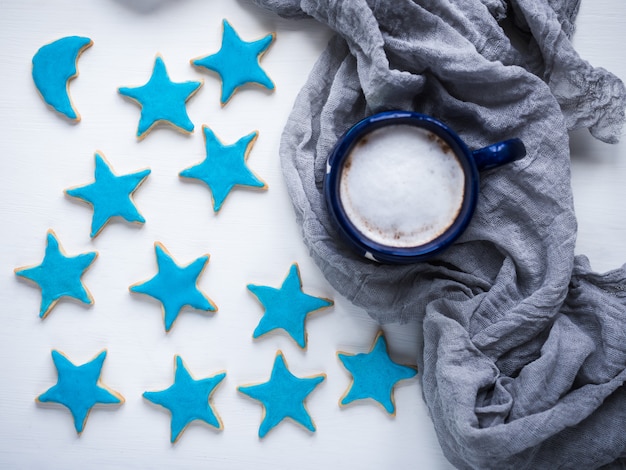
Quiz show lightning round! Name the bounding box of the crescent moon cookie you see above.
[337,331,417,415]
[32,36,93,122]
[129,242,217,332]
[247,263,334,349]
[36,349,124,434]
[14,230,97,319]
[143,355,226,443]
[191,19,275,106]
[118,54,202,140]
[65,152,151,238]
[179,125,267,212]
[237,350,325,438]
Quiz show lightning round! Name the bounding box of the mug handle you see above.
[471,138,526,171]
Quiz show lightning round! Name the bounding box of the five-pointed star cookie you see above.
[36,349,124,434]
[191,19,275,105]
[15,230,97,319]
[247,263,333,349]
[238,351,325,438]
[118,54,202,139]
[143,355,226,443]
[65,152,151,238]
[179,125,267,212]
[129,242,217,332]
[337,332,417,415]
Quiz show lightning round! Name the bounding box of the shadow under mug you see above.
[324,110,527,264]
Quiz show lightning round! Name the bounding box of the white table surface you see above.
[0,1,623,469]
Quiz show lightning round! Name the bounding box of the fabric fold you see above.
[253,0,626,468]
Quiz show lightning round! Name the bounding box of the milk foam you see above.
[339,124,465,248]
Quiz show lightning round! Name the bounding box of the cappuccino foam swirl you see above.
[339,125,465,248]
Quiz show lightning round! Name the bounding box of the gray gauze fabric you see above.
[253,0,626,468]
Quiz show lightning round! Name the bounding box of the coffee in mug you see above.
[324,111,526,263]
[339,124,465,248]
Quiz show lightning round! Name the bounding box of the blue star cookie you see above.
[118,55,202,139]
[15,230,97,319]
[36,350,124,434]
[65,152,151,238]
[247,263,333,349]
[32,36,93,121]
[337,332,417,415]
[143,355,225,443]
[191,19,275,105]
[179,125,267,212]
[238,351,325,438]
[129,242,217,332]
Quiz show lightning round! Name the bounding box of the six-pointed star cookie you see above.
[143,355,226,443]
[191,19,275,105]
[338,332,417,415]
[247,263,333,349]
[118,54,202,139]
[15,230,97,319]
[65,152,151,238]
[129,242,217,332]
[36,349,124,434]
[179,125,267,212]
[238,351,325,438]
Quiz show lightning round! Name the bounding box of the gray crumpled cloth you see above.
[253,0,626,468]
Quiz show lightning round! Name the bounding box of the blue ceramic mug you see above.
[324,110,526,263]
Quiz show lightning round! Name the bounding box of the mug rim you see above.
[324,110,479,263]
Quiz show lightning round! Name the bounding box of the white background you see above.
[0,1,624,469]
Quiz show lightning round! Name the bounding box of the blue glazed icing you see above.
[179,125,267,212]
[36,349,124,434]
[32,36,92,121]
[65,152,151,238]
[118,55,202,139]
[247,263,333,349]
[14,230,97,319]
[143,355,225,443]
[337,332,417,415]
[238,351,325,438]
[192,19,275,105]
[129,242,217,332]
